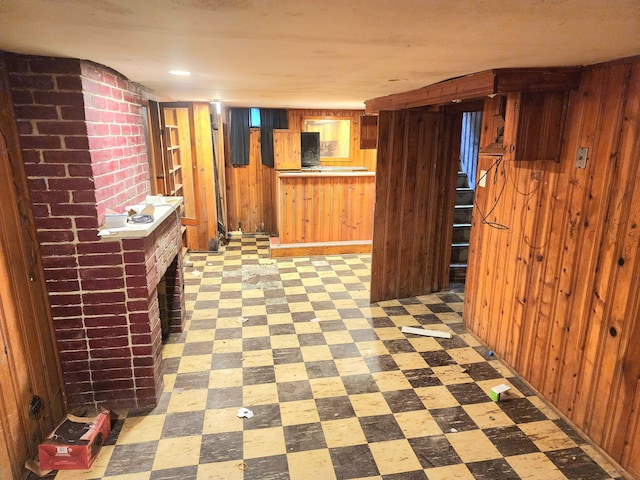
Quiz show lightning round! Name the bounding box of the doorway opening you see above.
[450,111,482,284]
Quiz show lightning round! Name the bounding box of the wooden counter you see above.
[273,171,375,256]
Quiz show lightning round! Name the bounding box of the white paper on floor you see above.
[237,408,254,419]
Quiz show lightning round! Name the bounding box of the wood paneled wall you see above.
[288,109,377,171]
[0,56,65,477]
[277,173,375,244]
[224,128,278,233]
[185,103,218,251]
[224,109,376,235]
[370,110,461,303]
[465,57,640,476]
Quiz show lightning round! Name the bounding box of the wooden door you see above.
[0,57,66,477]
[370,110,460,303]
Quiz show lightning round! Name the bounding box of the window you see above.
[303,119,351,159]
[249,107,261,128]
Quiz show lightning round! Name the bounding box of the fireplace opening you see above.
[157,276,170,340]
[157,252,183,342]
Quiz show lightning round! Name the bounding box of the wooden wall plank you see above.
[416,114,440,293]
[464,57,640,474]
[0,411,15,480]
[370,111,393,302]
[396,112,421,297]
[287,109,377,171]
[176,107,198,222]
[377,111,406,301]
[607,64,640,476]
[539,65,604,405]
[276,174,375,244]
[556,63,626,420]
[370,110,459,303]
[224,128,277,233]
[0,55,66,476]
[435,113,461,289]
[185,103,217,250]
[587,62,640,452]
[224,109,376,236]
[623,380,640,477]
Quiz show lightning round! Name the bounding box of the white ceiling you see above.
[0,0,638,109]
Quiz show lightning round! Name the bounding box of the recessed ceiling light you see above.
[169,70,191,76]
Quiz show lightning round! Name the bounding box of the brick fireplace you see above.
[6,53,185,408]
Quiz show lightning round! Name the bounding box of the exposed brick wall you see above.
[6,53,183,409]
[122,211,185,405]
[80,62,149,223]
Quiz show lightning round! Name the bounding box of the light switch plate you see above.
[478,170,487,188]
[576,147,588,168]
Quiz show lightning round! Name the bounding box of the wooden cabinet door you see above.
[274,129,301,170]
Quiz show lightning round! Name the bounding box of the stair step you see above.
[452,173,472,284]
[454,205,473,224]
[449,264,467,283]
[450,244,469,264]
[452,224,471,243]
[456,188,475,205]
[457,171,470,188]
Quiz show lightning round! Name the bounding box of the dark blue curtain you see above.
[260,109,289,166]
[230,108,250,166]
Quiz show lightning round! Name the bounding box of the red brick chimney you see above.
[6,53,185,409]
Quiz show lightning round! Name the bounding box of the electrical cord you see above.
[506,163,549,250]
[474,155,509,230]
[129,213,154,224]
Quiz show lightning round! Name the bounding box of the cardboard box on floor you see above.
[39,409,111,470]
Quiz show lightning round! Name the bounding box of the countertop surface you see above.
[97,196,183,239]
[300,166,368,172]
[278,169,375,178]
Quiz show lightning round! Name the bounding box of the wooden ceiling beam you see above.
[365,67,582,114]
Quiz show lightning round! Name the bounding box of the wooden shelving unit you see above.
[163,119,184,197]
[151,102,218,252]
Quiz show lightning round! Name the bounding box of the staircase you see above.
[450,171,474,283]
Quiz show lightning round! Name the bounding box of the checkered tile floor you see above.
[53,235,625,480]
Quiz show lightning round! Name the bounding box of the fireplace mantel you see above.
[98,197,183,239]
